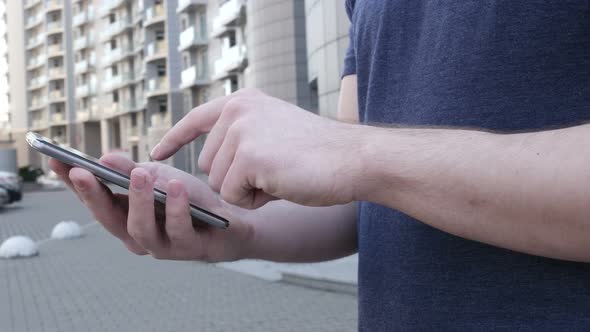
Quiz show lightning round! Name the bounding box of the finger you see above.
[69,167,147,255]
[207,133,238,193]
[150,96,231,161]
[99,153,136,175]
[127,168,165,252]
[164,180,196,244]
[220,159,276,209]
[48,158,75,190]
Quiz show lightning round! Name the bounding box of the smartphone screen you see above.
[26,132,229,229]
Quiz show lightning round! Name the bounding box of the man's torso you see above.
[347,1,590,330]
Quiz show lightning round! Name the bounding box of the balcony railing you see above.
[27,34,45,49]
[146,40,167,59]
[45,0,63,12]
[214,45,247,78]
[27,55,47,68]
[145,4,165,25]
[181,65,208,87]
[102,16,132,40]
[25,12,44,28]
[29,75,47,88]
[47,44,63,55]
[75,60,88,73]
[48,67,65,77]
[73,7,94,26]
[49,90,65,100]
[76,83,96,97]
[179,26,207,51]
[51,112,65,123]
[212,0,244,37]
[30,96,48,109]
[74,34,93,50]
[99,0,126,16]
[102,72,134,91]
[46,21,63,33]
[177,0,207,13]
[25,0,42,9]
[147,77,168,93]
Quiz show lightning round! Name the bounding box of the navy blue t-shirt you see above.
[343,1,590,330]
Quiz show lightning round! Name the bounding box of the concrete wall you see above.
[246,0,311,108]
[304,0,350,119]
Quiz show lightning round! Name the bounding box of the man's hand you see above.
[49,153,254,262]
[151,89,364,209]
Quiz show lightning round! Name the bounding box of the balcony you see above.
[48,90,65,102]
[99,0,126,17]
[76,83,97,98]
[77,104,100,122]
[51,112,66,124]
[74,34,93,50]
[73,7,94,26]
[48,67,65,79]
[51,136,67,145]
[102,72,134,91]
[27,34,45,50]
[213,45,247,79]
[29,97,48,111]
[179,26,207,51]
[25,12,44,29]
[28,75,47,90]
[177,0,207,13]
[101,16,132,41]
[180,65,209,89]
[145,4,165,27]
[45,0,63,13]
[47,44,64,56]
[46,21,63,35]
[25,0,42,9]
[212,0,244,38]
[75,60,88,73]
[30,118,48,130]
[146,77,169,98]
[145,40,167,62]
[101,45,133,66]
[27,55,47,70]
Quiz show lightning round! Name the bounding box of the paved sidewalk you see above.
[0,191,357,332]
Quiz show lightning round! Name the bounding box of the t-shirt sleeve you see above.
[342,0,356,77]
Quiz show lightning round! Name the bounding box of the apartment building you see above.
[5,0,350,173]
[0,0,10,145]
[304,0,350,119]
[71,0,101,157]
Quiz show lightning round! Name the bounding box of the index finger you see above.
[150,96,230,161]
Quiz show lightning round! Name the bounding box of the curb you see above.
[281,272,357,296]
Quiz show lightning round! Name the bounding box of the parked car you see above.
[0,171,23,203]
[0,187,9,207]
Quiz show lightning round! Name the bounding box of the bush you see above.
[19,166,44,182]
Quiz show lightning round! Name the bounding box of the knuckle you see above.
[197,153,211,173]
[150,250,168,260]
[222,98,246,118]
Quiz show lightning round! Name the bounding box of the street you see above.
[0,189,357,332]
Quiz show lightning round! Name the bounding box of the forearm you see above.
[226,201,357,262]
[356,123,590,262]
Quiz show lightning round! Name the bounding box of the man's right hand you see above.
[48,153,254,262]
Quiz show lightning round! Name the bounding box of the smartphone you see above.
[26,132,229,229]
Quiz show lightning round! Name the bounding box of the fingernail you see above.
[168,181,182,198]
[150,144,161,160]
[132,172,146,191]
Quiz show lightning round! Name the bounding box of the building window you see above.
[227,30,236,47]
[157,63,166,76]
[113,91,119,102]
[155,29,165,41]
